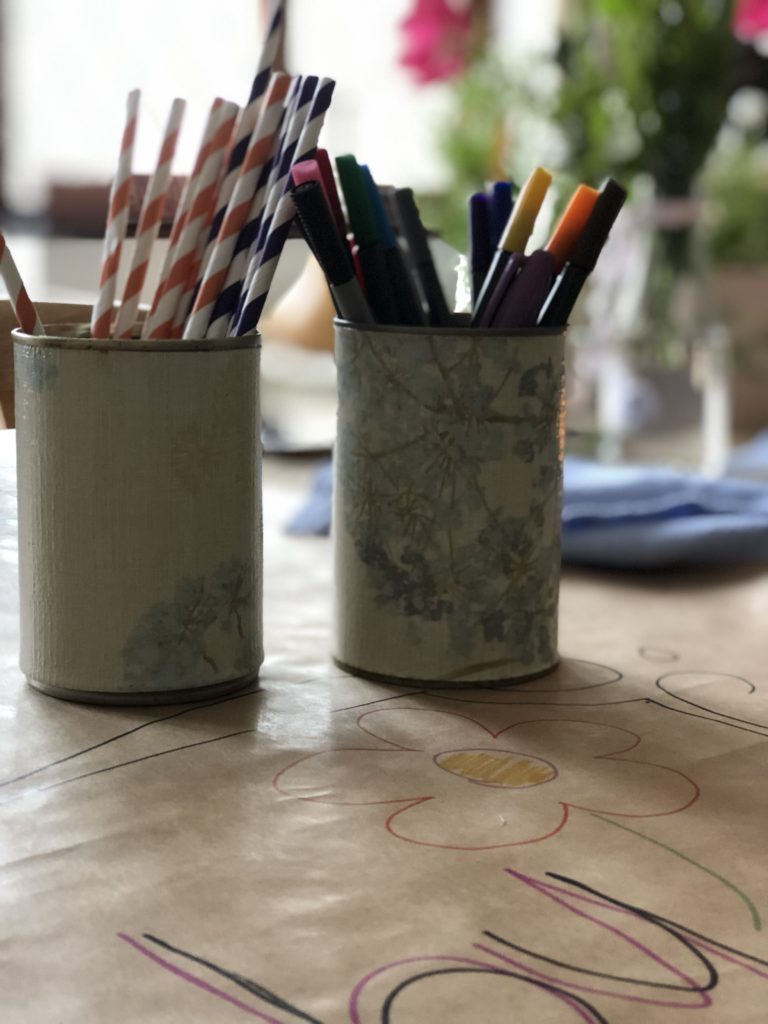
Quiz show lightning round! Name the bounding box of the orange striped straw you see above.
[91,89,140,338]
[169,101,239,336]
[113,98,186,340]
[546,184,601,273]
[142,98,238,339]
[0,232,45,335]
[141,98,225,339]
[182,72,291,340]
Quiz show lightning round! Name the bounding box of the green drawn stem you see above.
[591,812,762,931]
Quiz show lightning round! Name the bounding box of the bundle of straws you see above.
[0,0,337,345]
[0,2,332,343]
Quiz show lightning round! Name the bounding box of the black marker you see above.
[290,180,374,325]
[391,188,452,327]
[361,166,426,326]
[537,178,627,327]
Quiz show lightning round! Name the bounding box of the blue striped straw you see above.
[205,75,317,337]
[234,77,336,335]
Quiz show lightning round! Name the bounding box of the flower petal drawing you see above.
[386,790,570,850]
[274,709,700,851]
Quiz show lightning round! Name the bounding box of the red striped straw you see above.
[142,99,238,339]
[0,232,45,336]
[182,73,291,340]
[140,98,225,340]
[169,100,239,336]
[112,98,186,340]
[91,89,140,338]
[196,0,287,290]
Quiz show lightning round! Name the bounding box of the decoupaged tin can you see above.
[333,319,566,686]
[13,319,263,704]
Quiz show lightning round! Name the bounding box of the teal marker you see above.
[335,155,399,323]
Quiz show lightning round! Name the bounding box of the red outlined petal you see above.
[498,719,643,760]
[385,790,570,851]
[565,759,700,818]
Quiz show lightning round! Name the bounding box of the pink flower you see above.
[399,0,474,84]
[274,708,699,851]
[733,0,768,39]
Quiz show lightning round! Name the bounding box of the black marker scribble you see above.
[143,933,323,1024]
[38,728,259,792]
[380,966,608,1023]
[656,672,768,732]
[0,684,260,789]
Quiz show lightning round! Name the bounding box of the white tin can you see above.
[333,319,566,686]
[14,322,262,704]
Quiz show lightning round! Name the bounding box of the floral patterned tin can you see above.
[333,319,566,686]
[13,321,262,704]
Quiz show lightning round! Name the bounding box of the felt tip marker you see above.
[291,180,374,324]
[545,183,601,273]
[472,166,552,325]
[361,165,426,326]
[336,154,399,323]
[391,187,452,327]
[538,177,627,327]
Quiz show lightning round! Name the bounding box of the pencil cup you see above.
[0,300,95,427]
[13,320,263,704]
[333,319,566,686]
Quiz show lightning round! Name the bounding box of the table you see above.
[2,428,768,1022]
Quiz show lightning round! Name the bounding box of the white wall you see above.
[3,0,262,213]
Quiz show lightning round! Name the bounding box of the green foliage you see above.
[425,1,739,255]
[555,0,736,197]
[698,141,768,264]
[420,56,561,251]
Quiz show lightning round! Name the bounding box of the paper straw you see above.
[91,89,140,338]
[141,98,226,338]
[233,77,336,335]
[248,75,322,264]
[143,99,239,339]
[203,0,287,253]
[238,77,334,314]
[170,100,240,335]
[233,193,296,335]
[183,73,291,340]
[0,232,44,335]
[112,98,186,340]
[204,75,313,338]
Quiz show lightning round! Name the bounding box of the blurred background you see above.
[1,0,767,468]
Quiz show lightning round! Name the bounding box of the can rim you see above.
[333,316,566,338]
[12,323,260,353]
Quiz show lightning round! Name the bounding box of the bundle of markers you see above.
[0,0,339,344]
[286,154,626,331]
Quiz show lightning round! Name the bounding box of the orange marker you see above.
[545,184,600,273]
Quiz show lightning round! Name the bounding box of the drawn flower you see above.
[399,0,475,84]
[274,709,699,851]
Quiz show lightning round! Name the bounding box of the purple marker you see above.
[469,193,492,306]
[491,249,556,328]
[476,252,527,328]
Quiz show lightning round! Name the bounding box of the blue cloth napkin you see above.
[286,435,768,568]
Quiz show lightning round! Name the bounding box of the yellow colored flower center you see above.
[435,749,556,788]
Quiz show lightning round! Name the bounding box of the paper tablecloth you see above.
[2,432,768,1022]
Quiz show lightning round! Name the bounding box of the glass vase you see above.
[566,196,731,476]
